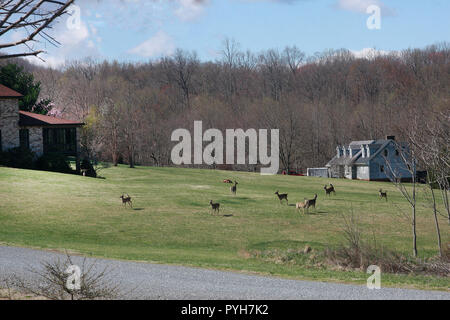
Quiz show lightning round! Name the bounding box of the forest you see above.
[2,40,449,173]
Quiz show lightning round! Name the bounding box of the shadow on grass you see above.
[305,210,328,215]
[132,208,145,211]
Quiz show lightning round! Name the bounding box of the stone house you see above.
[325,136,413,181]
[0,84,84,172]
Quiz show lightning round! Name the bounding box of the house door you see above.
[352,166,357,179]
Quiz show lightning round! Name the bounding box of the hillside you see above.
[0,166,448,290]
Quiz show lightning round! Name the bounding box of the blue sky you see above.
[16,0,450,67]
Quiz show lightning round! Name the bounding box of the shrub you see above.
[35,153,74,174]
[80,158,97,177]
[9,253,121,300]
[323,212,450,276]
[0,147,35,169]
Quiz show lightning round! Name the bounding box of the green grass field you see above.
[0,165,448,290]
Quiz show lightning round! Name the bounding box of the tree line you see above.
[3,40,449,173]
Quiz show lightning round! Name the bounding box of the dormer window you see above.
[384,149,388,157]
[395,149,400,156]
[380,165,385,173]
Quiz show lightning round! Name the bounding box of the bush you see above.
[9,253,121,300]
[323,212,450,276]
[0,147,35,169]
[80,158,97,177]
[35,153,74,174]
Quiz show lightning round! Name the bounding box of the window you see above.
[43,127,77,154]
[380,165,385,173]
[384,149,388,157]
[19,129,29,150]
[395,149,400,156]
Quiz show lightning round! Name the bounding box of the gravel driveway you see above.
[0,245,448,300]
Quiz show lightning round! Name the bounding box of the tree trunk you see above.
[440,183,450,225]
[412,163,417,257]
[430,182,442,256]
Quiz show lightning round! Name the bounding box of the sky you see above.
[7,0,450,67]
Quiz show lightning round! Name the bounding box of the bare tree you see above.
[161,49,199,110]
[0,0,75,60]
[408,111,450,225]
[383,142,418,257]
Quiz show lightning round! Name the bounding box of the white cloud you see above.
[351,47,393,59]
[175,0,209,21]
[57,21,90,47]
[26,17,101,68]
[128,31,175,58]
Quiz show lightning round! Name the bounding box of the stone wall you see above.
[0,98,20,151]
[26,127,43,156]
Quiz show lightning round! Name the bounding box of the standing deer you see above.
[324,184,336,196]
[296,199,310,214]
[209,200,220,214]
[230,181,238,195]
[120,194,133,208]
[275,191,289,205]
[379,189,388,201]
[306,194,318,211]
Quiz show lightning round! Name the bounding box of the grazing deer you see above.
[324,184,336,196]
[306,194,318,210]
[223,179,233,183]
[230,181,238,195]
[296,199,310,214]
[120,194,133,208]
[209,200,220,214]
[379,189,388,201]
[275,191,289,205]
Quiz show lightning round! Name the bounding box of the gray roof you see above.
[326,139,400,167]
[349,140,374,146]
[327,149,363,166]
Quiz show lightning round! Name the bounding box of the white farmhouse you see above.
[325,136,413,181]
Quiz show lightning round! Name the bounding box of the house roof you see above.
[326,138,403,167]
[19,111,84,127]
[0,84,23,98]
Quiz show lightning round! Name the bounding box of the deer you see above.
[120,194,133,208]
[230,181,238,195]
[209,200,220,214]
[379,189,388,201]
[324,184,336,196]
[306,194,318,211]
[296,199,310,214]
[275,191,289,205]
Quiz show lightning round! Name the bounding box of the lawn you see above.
[0,165,448,291]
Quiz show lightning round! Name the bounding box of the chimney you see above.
[361,145,365,158]
[386,135,395,141]
[342,146,347,157]
[336,146,341,158]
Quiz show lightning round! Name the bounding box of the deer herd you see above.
[120,177,388,215]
